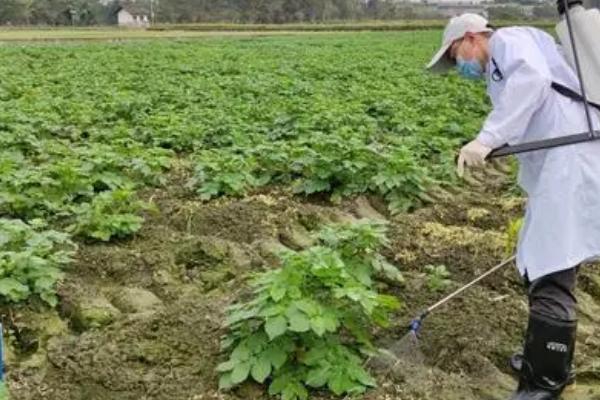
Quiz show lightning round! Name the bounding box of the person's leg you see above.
[527,266,578,321]
[510,267,578,400]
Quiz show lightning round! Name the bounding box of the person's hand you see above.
[457,139,492,177]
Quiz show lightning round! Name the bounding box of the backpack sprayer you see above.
[488,0,600,159]
[406,0,600,338]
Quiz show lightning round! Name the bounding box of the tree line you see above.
[0,0,462,26]
[155,0,443,23]
[0,0,112,25]
[0,0,571,26]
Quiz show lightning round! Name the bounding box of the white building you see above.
[114,1,151,27]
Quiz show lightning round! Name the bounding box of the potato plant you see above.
[0,32,490,306]
[0,219,75,306]
[218,220,403,400]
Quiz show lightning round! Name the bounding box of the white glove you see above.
[457,139,492,177]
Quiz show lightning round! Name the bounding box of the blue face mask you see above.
[456,57,484,80]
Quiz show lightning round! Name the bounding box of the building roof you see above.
[114,0,151,16]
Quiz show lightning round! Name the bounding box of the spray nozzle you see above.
[408,311,429,335]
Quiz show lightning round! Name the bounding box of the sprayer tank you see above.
[556,6,600,104]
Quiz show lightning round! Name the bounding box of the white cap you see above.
[426,13,493,72]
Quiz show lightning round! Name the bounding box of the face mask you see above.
[456,56,484,80]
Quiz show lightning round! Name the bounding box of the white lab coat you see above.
[476,27,600,281]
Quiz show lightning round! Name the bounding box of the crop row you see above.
[0,32,489,304]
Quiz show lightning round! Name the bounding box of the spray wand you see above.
[408,255,516,335]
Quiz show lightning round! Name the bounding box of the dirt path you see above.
[4,166,600,400]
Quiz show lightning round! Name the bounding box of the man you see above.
[426,13,600,400]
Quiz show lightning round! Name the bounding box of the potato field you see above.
[0,31,599,400]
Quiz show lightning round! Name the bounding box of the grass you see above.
[0,20,556,42]
[150,19,555,32]
[0,382,7,400]
[0,28,344,42]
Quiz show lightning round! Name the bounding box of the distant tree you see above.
[28,0,71,25]
[0,0,539,26]
[0,0,28,24]
[487,4,528,19]
[533,3,556,17]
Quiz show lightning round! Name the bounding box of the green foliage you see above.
[0,219,75,306]
[0,143,170,222]
[191,137,435,212]
[69,189,150,241]
[0,382,6,400]
[505,217,523,256]
[0,33,490,220]
[219,220,402,399]
[0,33,493,307]
[176,32,490,213]
[190,152,261,200]
[424,264,451,292]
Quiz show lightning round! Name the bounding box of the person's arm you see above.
[476,31,553,150]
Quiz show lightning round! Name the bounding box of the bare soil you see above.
[4,167,600,400]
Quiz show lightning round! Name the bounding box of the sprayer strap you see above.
[552,81,600,112]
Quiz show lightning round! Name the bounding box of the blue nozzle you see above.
[408,311,428,334]
[409,316,422,333]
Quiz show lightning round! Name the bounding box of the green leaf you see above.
[231,343,250,361]
[226,308,256,325]
[351,263,372,286]
[220,337,235,350]
[216,360,236,372]
[288,310,310,333]
[270,285,286,301]
[218,372,234,390]
[354,368,377,387]
[303,346,327,365]
[0,278,29,302]
[286,305,310,333]
[292,299,318,316]
[246,331,268,353]
[40,291,58,307]
[281,385,297,400]
[321,311,339,333]
[230,361,251,385]
[269,375,288,395]
[309,316,327,336]
[296,384,308,400]
[281,382,308,400]
[300,179,330,194]
[377,294,401,310]
[259,304,283,317]
[328,372,353,396]
[306,367,329,388]
[264,345,288,369]
[250,355,272,383]
[265,316,287,340]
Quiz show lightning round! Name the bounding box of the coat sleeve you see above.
[476,31,553,149]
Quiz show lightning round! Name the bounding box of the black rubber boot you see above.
[509,312,576,400]
[510,353,576,386]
